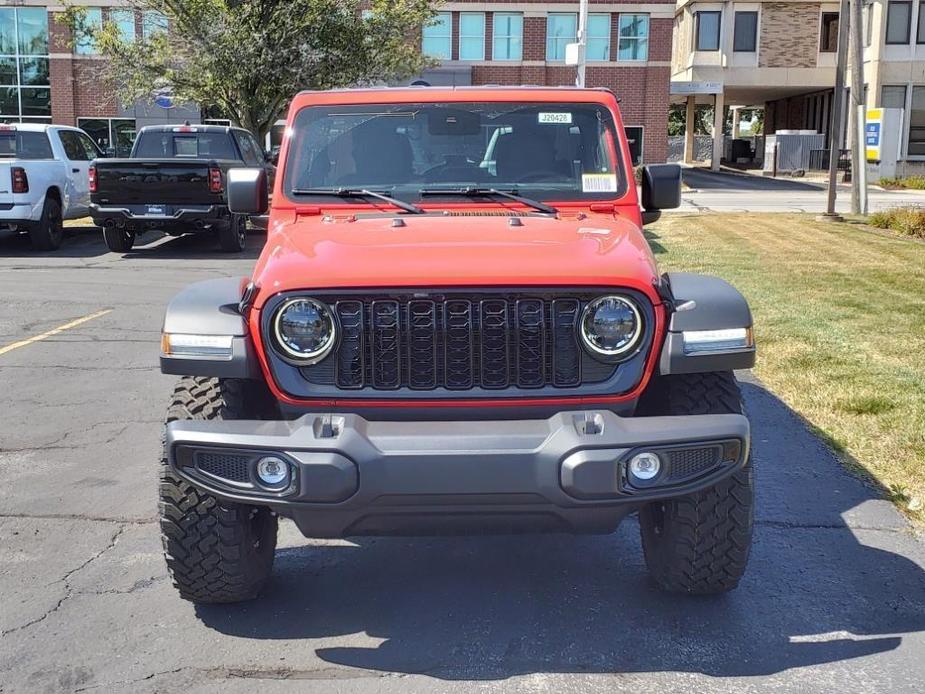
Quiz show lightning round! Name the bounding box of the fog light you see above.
[255,456,290,487]
[628,452,661,482]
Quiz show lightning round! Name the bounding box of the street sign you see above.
[865,108,882,161]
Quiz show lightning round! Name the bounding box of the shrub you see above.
[877,175,925,190]
[868,207,925,238]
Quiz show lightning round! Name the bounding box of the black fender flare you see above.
[658,272,756,375]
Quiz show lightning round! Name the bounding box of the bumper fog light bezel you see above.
[254,455,293,490]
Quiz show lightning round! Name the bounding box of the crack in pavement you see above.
[0,512,155,523]
[0,525,127,637]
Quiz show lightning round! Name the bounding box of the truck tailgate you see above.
[91,159,227,206]
[0,161,11,205]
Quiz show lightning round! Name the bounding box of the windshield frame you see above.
[280,99,631,209]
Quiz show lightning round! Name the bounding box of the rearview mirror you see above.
[640,164,682,224]
[227,167,268,215]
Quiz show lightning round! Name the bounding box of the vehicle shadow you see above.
[0,225,110,259]
[194,380,925,680]
[0,225,265,260]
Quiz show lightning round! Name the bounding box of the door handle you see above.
[72,168,80,173]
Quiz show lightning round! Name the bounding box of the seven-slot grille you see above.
[299,293,623,392]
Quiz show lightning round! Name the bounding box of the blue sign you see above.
[865,122,881,147]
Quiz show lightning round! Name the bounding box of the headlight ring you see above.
[579,295,643,360]
[272,297,337,364]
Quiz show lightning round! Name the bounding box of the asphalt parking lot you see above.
[1,225,924,694]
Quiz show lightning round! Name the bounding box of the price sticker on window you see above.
[582,174,618,193]
[538,112,573,125]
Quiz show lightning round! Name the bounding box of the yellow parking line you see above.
[0,309,112,357]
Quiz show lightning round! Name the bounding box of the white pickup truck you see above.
[0,123,102,250]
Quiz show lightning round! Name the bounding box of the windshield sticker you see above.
[538,112,572,125]
[582,173,618,193]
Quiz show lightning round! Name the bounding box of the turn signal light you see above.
[208,167,222,193]
[11,166,28,194]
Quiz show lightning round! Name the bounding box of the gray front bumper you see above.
[167,410,749,537]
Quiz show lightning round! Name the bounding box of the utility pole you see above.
[575,0,588,87]
[849,0,868,214]
[823,0,850,219]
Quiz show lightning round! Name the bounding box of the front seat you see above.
[338,128,414,186]
[494,129,565,182]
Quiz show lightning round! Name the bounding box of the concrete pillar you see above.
[711,91,725,172]
[731,107,741,138]
[684,95,696,164]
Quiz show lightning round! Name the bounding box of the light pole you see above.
[575,0,588,87]
[823,0,850,219]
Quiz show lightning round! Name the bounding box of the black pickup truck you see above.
[90,124,274,253]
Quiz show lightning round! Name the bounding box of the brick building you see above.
[2,0,674,163]
[418,2,676,163]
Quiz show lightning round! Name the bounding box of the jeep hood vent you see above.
[441,210,526,217]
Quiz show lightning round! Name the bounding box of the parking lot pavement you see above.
[2,226,924,694]
[679,168,925,213]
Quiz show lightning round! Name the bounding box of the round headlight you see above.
[273,298,336,363]
[579,295,643,359]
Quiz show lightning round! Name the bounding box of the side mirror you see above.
[266,148,279,166]
[641,164,682,224]
[105,147,117,158]
[227,167,268,215]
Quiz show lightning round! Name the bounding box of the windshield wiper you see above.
[291,187,424,215]
[419,187,557,215]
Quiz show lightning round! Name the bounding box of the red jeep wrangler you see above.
[159,87,756,603]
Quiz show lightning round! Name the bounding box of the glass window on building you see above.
[819,12,839,52]
[908,86,925,155]
[422,13,452,60]
[733,11,758,52]
[586,14,611,61]
[0,7,50,123]
[886,1,912,44]
[695,11,721,51]
[492,13,522,61]
[918,2,925,43]
[618,14,649,61]
[547,13,577,61]
[459,13,485,61]
[78,118,136,157]
[76,7,102,55]
[142,10,168,39]
[110,8,136,42]
[881,85,907,109]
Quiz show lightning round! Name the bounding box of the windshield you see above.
[285,101,625,202]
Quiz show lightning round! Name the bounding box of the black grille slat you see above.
[515,299,546,387]
[552,299,581,386]
[444,300,474,389]
[407,300,437,389]
[335,301,365,389]
[479,299,510,389]
[371,300,401,389]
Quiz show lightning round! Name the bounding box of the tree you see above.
[62,0,437,142]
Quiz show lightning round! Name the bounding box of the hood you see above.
[251,212,660,308]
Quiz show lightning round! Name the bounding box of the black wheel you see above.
[28,195,63,251]
[159,376,279,603]
[102,226,135,253]
[637,371,754,595]
[217,214,247,252]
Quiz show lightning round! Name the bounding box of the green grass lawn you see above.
[649,213,925,521]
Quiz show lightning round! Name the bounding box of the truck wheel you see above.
[28,195,63,251]
[159,376,279,603]
[637,371,754,595]
[216,215,247,253]
[102,226,135,253]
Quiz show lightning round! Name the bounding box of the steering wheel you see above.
[516,170,564,183]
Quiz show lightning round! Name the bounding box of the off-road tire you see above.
[637,371,754,595]
[102,226,135,253]
[216,214,247,253]
[28,195,63,251]
[159,376,279,603]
